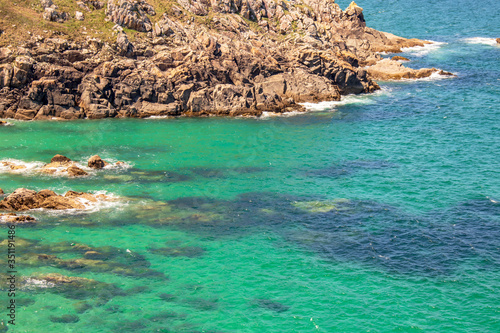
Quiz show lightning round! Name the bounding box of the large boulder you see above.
[87,155,108,169]
[50,154,72,164]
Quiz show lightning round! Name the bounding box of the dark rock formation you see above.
[496,38,500,44]
[0,0,445,119]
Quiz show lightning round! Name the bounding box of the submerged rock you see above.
[391,55,410,61]
[149,246,205,258]
[49,314,80,323]
[293,199,351,213]
[254,299,290,313]
[1,161,26,170]
[17,273,125,300]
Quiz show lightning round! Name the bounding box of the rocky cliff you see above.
[0,0,438,119]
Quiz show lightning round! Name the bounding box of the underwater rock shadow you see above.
[304,159,398,179]
[159,192,500,277]
[288,197,500,277]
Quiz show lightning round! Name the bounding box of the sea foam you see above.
[463,37,499,46]
[300,88,391,112]
[401,41,446,56]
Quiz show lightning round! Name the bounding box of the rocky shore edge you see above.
[0,0,449,120]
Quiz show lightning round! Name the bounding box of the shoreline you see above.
[0,0,447,121]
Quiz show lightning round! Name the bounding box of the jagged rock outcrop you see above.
[42,1,70,23]
[77,0,104,11]
[106,0,156,32]
[0,188,111,211]
[0,0,447,119]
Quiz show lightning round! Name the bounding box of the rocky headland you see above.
[0,0,446,119]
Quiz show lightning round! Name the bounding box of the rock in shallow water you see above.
[0,188,111,211]
[87,155,108,169]
[0,213,37,224]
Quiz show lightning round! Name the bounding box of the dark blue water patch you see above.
[304,159,397,178]
[158,193,500,277]
[292,197,500,276]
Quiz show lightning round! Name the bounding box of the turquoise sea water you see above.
[1,0,500,332]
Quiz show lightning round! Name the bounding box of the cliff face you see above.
[0,0,430,119]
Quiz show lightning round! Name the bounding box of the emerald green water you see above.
[1,1,500,331]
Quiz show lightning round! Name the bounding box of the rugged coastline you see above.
[0,0,445,120]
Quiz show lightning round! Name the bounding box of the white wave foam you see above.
[463,37,499,46]
[38,191,127,215]
[259,110,306,119]
[81,155,133,171]
[146,115,174,119]
[401,41,446,57]
[399,70,456,82]
[0,159,44,174]
[300,88,392,112]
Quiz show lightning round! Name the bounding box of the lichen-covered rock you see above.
[106,0,156,32]
[42,7,70,23]
[75,11,85,21]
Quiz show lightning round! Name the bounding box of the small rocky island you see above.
[0,0,446,119]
